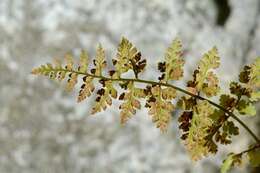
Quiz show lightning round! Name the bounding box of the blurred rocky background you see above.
[0,0,259,172]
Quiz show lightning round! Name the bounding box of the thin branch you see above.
[237,143,260,156]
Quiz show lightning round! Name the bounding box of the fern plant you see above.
[32,37,260,172]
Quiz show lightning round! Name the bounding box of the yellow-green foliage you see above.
[164,38,184,81]
[119,82,143,124]
[32,37,260,172]
[187,46,220,97]
[147,85,175,132]
[184,100,216,160]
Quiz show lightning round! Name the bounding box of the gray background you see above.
[0,0,259,172]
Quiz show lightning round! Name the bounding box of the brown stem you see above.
[238,143,260,155]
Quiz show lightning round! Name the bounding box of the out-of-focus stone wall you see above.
[0,0,259,172]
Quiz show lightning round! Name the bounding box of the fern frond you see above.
[239,58,260,88]
[78,76,94,102]
[239,58,260,103]
[248,145,260,167]
[113,37,138,76]
[65,53,74,70]
[185,100,217,160]
[31,37,260,170]
[91,80,117,114]
[112,37,146,78]
[119,82,142,124]
[188,46,220,97]
[79,50,89,73]
[66,72,78,92]
[221,153,242,173]
[249,58,260,88]
[93,44,106,76]
[146,85,175,132]
[159,38,184,82]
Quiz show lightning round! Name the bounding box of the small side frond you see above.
[248,147,260,167]
[91,80,117,114]
[119,82,143,124]
[188,47,220,97]
[112,37,145,78]
[79,50,89,73]
[184,100,217,160]
[159,38,184,82]
[221,153,242,173]
[93,44,106,76]
[239,58,260,102]
[146,85,175,132]
[78,76,94,102]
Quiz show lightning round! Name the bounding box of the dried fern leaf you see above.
[64,53,74,71]
[147,85,175,132]
[164,38,184,81]
[112,37,141,77]
[78,76,94,102]
[79,50,89,73]
[185,100,217,160]
[66,72,78,92]
[237,58,260,103]
[93,44,106,76]
[189,47,220,97]
[119,82,142,124]
[91,80,117,114]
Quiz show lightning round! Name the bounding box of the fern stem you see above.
[239,143,260,155]
[229,114,260,143]
[49,68,260,143]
